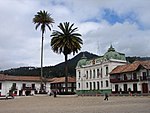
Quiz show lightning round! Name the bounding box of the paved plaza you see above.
[0,95,150,113]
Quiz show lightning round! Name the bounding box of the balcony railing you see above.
[22,87,36,90]
[110,78,139,83]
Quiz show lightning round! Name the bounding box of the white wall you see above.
[0,81,51,96]
[76,59,126,91]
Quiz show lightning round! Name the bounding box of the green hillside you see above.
[0,51,98,77]
[1,52,150,77]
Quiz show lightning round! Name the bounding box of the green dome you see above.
[103,45,126,60]
[77,54,87,67]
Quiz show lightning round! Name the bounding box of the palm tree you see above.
[33,10,54,91]
[51,22,83,93]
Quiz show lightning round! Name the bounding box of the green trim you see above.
[100,89,111,94]
[76,89,112,95]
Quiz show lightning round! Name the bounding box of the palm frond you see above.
[51,22,83,56]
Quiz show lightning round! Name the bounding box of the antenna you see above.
[97,41,101,55]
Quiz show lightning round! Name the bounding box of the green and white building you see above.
[76,45,127,95]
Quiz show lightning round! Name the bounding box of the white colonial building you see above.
[76,45,127,95]
[0,74,76,97]
[0,74,51,96]
[110,60,150,95]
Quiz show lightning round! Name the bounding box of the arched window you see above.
[86,71,88,79]
[93,69,95,78]
[101,81,103,88]
[90,82,92,90]
[78,70,81,79]
[97,69,99,78]
[106,80,109,87]
[101,68,102,78]
[86,82,88,88]
[78,83,80,89]
[97,82,100,90]
[90,70,92,78]
[106,66,108,76]
[93,82,96,90]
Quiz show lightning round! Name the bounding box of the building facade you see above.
[0,74,51,96]
[50,77,76,94]
[110,61,150,95]
[0,74,76,96]
[76,46,127,95]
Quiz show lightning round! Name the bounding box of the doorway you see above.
[115,84,118,93]
[142,83,148,93]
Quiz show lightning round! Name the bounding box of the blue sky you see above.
[0,0,150,70]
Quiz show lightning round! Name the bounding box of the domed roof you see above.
[77,53,87,67]
[103,45,126,60]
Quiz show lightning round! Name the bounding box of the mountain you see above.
[1,52,150,77]
[0,51,98,77]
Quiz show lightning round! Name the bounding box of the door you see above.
[142,83,148,93]
[133,83,137,93]
[115,84,118,93]
[124,84,127,93]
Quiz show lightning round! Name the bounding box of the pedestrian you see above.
[104,93,109,101]
[53,91,56,98]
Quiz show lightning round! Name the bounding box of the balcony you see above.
[110,78,139,83]
[22,87,36,90]
[140,76,149,81]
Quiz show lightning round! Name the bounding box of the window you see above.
[32,84,35,89]
[90,82,92,90]
[97,69,99,78]
[78,83,80,89]
[124,74,127,80]
[93,69,95,78]
[97,82,100,90]
[106,80,109,87]
[106,66,108,76]
[86,71,88,79]
[143,72,147,80]
[68,83,71,87]
[78,71,81,79]
[0,83,2,90]
[41,84,44,90]
[101,68,103,78]
[12,83,16,88]
[93,82,96,90]
[101,81,103,88]
[90,70,92,78]
[22,83,26,89]
[86,82,88,88]
[133,73,137,80]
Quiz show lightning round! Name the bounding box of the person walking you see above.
[104,93,109,101]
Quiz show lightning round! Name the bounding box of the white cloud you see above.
[0,0,150,70]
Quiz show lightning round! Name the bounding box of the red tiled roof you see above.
[0,74,5,81]
[110,60,150,74]
[50,77,76,83]
[0,74,41,82]
[0,74,75,83]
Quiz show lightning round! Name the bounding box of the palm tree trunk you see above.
[65,54,68,93]
[40,32,44,91]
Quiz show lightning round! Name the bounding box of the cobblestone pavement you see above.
[0,95,149,113]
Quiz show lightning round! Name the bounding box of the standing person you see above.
[104,93,109,101]
[53,90,56,98]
